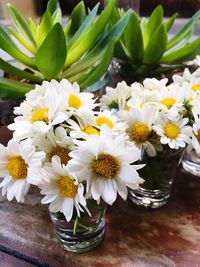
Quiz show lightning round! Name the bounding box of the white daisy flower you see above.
[68,126,144,205]
[118,104,158,157]
[191,119,200,155]
[9,81,70,140]
[36,126,75,165]
[143,78,168,91]
[172,68,193,85]
[100,81,132,111]
[39,156,87,222]
[59,79,97,123]
[153,116,192,149]
[0,138,45,202]
[68,117,100,140]
[95,110,127,136]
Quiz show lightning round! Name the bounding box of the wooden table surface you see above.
[0,126,200,267]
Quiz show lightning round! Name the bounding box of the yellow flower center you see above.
[91,153,120,179]
[49,146,71,165]
[57,176,78,198]
[95,117,114,129]
[32,108,49,124]
[130,122,150,144]
[160,98,176,109]
[83,126,100,135]
[7,156,27,180]
[68,94,82,109]
[196,129,200,143]
[164,123,180,139]
[192,84,200,91]
[124,105,131,111]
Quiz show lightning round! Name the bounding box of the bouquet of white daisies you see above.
[0,79,144,224]
[100,70,200,190]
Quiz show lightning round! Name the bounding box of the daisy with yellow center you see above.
[191,120,200,155]
[40,156,87,222]
[119,104,157,157]
[95,110,127,136]
[8,80,70,139]
[35,126,74,166]
[153,116,192,149]
[0,139,45,202]
[68,126,144,205]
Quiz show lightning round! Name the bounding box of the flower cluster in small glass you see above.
[101,68,200,158]
[0,79,143,221]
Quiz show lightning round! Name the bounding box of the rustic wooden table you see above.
[0,126,200,267]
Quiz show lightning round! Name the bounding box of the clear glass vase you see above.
[181,149,200,177]
[129,148,184,208]
[50,200,106,253]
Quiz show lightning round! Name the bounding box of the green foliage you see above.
[113,6,200,77]
[0,0,130,98]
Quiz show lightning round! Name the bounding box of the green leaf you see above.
[68,1,86,37]
[8,27,36,53]
[6,4,36,47]
[28,18,37,39]
[36,23,67,79]
[77,40,115,89]
[52,8,62,24]
[47,0,60,15]
[161,37,200,64]
[142,5,163,49]
[68,3,99,49]
[0,58,42,83]
[36,10,53,47]
[144,24,167,65]
[165,13,176,32]
[0,27,36,68]
[64,20,72,37]
[124,11,144,64]
[167,10,200,50]
[0,77,34,98]
[62,10,131,78]
[65,0,115,67]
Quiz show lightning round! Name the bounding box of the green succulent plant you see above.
[111,5,200,78]
[0,0,131,98]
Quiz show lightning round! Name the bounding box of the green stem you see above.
[73,215,79,235]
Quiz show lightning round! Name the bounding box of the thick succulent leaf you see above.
[167,10,200,50]
[64,20,72,37]
[124,11,144,64]
[114,41,130,61]
[0,58,42,83]
[0,27,36,68]
[142,5,163,49]
[68,4,99,48]
[8,27,36,53]
[6,4,36,47]
[144,24,167,65]
[161,37,200,64]
[165,13,177,32]
[0,77,34,98]
[28,18,37,39]
[68,1,86,37]
[62,10,131,78]
[36,23,67,79]
[36,10,53,47]
[52,8,62,24]
[65,0,115,67]
[77,40,115,89]
[47,0,60,15]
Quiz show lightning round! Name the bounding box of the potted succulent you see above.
[0,0,131,126]
[0,0,131,98]
[109,5,200,84]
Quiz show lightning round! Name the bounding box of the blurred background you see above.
[0,0,200,21]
